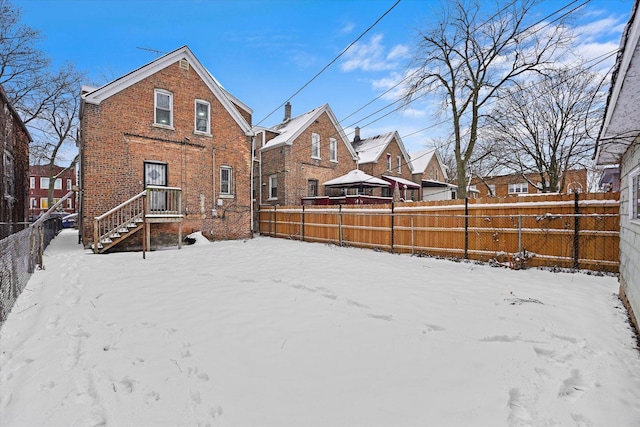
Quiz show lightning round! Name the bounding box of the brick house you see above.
[469,169,588,198]
[595,0,640,332]
[28,165,76,220]
[79,46,254,251]
[255,103,357,207]
[409,148,456,201]
[1,85,30,238]
[352,128,420,200]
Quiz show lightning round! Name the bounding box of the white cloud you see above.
[341,34,408,73]
[339,22,356,35]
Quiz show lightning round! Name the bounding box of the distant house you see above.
[255,103,357,206]
[598,165,621,192]
[28,165,76,221]
[595,0,640,332]
[469,169,588,198]
[79,46,253,252]
[0,85,31,238]
[352,128,420,200]
[409,149,455,201]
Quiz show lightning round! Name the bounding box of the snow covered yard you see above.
[1,229,639,427]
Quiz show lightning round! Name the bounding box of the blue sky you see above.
[12,0,634,156]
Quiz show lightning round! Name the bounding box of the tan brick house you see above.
[255,103,357,207]
[79,46,254,251]
[352,128,419,200]
[1,84,31,238]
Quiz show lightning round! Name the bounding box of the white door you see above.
[144,162,167,211]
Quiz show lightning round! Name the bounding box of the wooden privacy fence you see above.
[258,193,620,272]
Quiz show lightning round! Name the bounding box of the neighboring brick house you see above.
[28,165,76,220]
[79,46,254,251]
[352,128,419,200]
[409,148,456,201]
[255,103,357,206]
[0,85,30,238]
[469,169,588,198]
[595,0,640,332]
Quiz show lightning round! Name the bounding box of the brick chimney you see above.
[354,126,361,143]
[284,102,291,121]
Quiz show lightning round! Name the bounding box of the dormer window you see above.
[154,89,173,127]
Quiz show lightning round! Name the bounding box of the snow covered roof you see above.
[382,175,420,189]
[259,104,357,158]
[81,46,253,136]
[596,0,640,165]
[323,169,390,188]
[410,149,449,181]
[352,131,413,172]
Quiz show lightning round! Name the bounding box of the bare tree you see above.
[482,64,604,193]
[405,0,571,198]
[1,0,84,207]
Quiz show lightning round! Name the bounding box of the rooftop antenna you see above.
[136,46,164,58]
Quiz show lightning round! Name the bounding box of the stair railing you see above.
[93,191,145,253]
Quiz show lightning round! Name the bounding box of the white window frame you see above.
[397,155,402,173]
[30,197,36,208]
[308,179,318,197]
[508,182,528,194]
[30,177,35,189]
[67,198,73,209]
[54,178,62,190]
[329,138,337,162]
[67,178,72,190]
[194,99,211,135]
[488,184,496,196]
[3,150,14,197]
[311,133,320,159]
[386,154,392,171]
[269,175,278,200]
[220,166,233,196]
[40,197,48,209]
[629,166,640,224]
[154,89,173,128]
[40,177,49,189]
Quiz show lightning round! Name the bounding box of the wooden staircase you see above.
[92,186,182,254]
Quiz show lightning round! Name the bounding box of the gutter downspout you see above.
[250,136,255,234]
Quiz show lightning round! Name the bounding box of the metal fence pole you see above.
[518,215,523,255]
[338,204,343,246]
[301,205,305,242]
[573,192,580,269]
[464,198,469,259]
[411,215,414,256]
[391,202,395,254]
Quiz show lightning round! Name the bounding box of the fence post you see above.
[573,192,580,269]
[391,202,395,254]
[518,215,523,255]
[338,204,343,246]
[464,197,469,259]
[301,205,305,242]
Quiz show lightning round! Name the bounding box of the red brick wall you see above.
[470,169,589,197]
[80,61,252,249]
[358,136,414,198]
[28,165,76,219]
[260,111,356,206]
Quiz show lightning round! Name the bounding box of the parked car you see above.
[62,213,78,228]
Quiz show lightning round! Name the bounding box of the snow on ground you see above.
[1,229,639,427]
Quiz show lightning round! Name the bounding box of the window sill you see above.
[219,194,234,199]
[330,159,338,163]
[194,130,212,137]
[152,123,175,131]
[268,197,278,201]
[311,156,321,160]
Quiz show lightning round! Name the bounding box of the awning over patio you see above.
[323,169,390,188]
[382,175,421,189]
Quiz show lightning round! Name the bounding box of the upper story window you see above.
[3,151,14,197]
[311,133,320,159]
[397,155,402,173]
[487,184,496,196]
[508,182,528,194]
[67,179,72,190]
[329,138,337,162]
[40,177,49,189]
[195,99,210,134]
[30,177,35,189]
[54,178,62,190]
[386,154,392,171]
[220,166,233,196]
[269,175,278,200]
[154,89,173,127]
